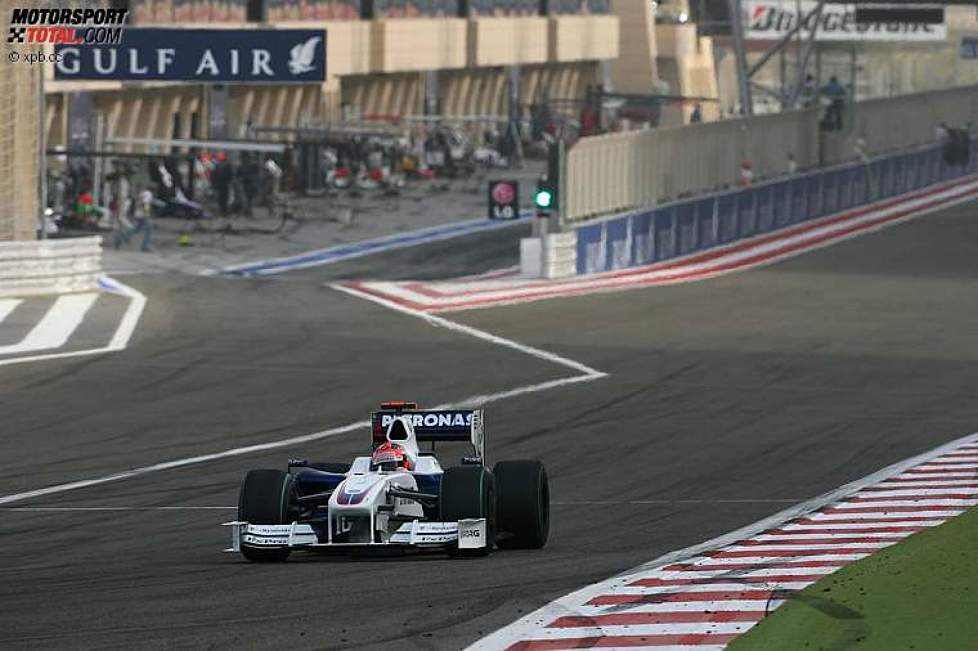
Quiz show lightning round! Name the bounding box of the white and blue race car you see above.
[225,401,549,561]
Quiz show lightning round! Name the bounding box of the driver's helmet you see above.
[370,441,413,472]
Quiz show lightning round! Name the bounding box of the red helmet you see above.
[371,442,413,472]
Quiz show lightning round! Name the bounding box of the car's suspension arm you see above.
[387,487,438,506]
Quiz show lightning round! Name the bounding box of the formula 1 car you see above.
[224,402,549,561]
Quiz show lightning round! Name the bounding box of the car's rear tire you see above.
[440,466,495,555]
[238,469,296,562]
[494,460,549,550]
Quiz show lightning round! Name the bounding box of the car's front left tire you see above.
[440,465,495,555]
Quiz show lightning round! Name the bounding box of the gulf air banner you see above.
[745,1,946,42]
[54,28,326,82]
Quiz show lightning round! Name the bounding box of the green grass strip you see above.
[729,506,978,650]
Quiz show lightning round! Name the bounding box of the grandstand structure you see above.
[0,0,42,241]
[44,0,621,154]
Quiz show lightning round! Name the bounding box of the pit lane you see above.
[2,199,978,649]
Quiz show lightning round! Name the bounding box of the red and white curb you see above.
[472,432,978,651]
[342,174,978,313]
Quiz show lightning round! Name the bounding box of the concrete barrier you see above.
[0,236,103,297]
[542,232,577,279]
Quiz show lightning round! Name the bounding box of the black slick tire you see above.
[237,469,296,562]
[439,466,495,556]
[493,460,549,549]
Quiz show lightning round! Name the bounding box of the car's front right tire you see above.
[494,460,550,550]
[237,468,296,562]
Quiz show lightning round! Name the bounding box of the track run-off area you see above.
[2,190,978,649]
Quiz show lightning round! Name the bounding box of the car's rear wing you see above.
[371,408,485,460]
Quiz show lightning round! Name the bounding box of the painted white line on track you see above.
[552,499,802,505]
[834,498,978,507]
[331,283,607,378]
[0,284,608,506]
[853,488,978,497]
[808,510,964,520]
[510,623,753,639]
[751,533,910,542]
[602,583,813,595]
[0,298,22,324]
[0,293,97,355]
[678,553,872,566]
[779,520,942,529]
[721,542,891,551]
[0,277,147,368]
[1,506,236,512]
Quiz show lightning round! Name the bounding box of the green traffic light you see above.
[535,189,553,209]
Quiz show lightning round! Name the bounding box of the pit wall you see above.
[569,138,978,277]
[0,236,102,297]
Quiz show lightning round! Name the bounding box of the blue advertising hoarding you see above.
[695,198,715,250]
[55,28,326,82]
[655,207,676,260]
[631,211,655,266]
[773,179,790,227]
[576,221,604,274]
[606,218,630,270]
[736,188,756,238]
[717,193,737,243]
[677,202,696,255]
[962,36,978,60]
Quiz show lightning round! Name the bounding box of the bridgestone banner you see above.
[745,1,947,42]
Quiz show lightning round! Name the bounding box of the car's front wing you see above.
[223,518,487,553]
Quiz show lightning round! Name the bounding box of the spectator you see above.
[580,105,599,135]
[114,188,154,252]
[821,76,846,131]
[787,152,798,175]
[935,121,950,144]
[738,160,753,187]
[800,74,817,107]
[854,137,870,164]
[238,152,261,218]
[689,103,703,124]
[213,152,233,216]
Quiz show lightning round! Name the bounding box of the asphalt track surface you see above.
[3,199,978,649]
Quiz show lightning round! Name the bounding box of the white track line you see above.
[0,293,97,355]
[1,506,236,512]
[0,298,22,324]
[0,277,147,367]
[0,286,607,506]
[513,623,753,639]
[331,283,607,378]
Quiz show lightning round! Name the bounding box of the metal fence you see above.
[575,138,978,276]
[821,86,978,164]
[566,84,978,224]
